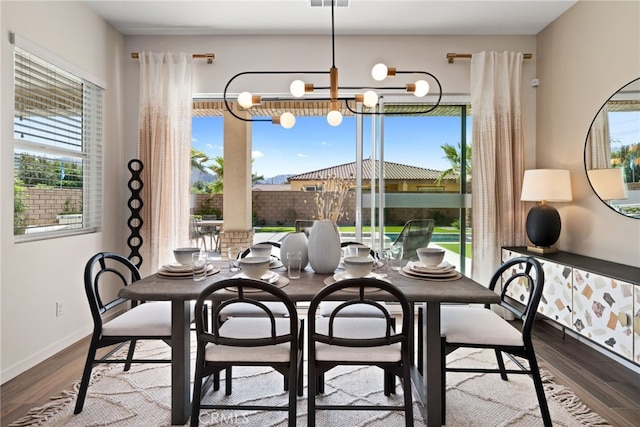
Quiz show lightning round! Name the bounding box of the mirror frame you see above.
[584,77,640,219]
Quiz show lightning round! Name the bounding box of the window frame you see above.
[12,33,105,242]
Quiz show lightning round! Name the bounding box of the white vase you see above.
[280,232,309,269]
[307,220,341,274]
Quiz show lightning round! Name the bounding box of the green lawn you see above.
[437,243,473,256]
[256,225,458,234]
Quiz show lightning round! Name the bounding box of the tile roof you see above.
[288,159,455,181]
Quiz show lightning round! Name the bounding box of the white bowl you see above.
[173,247,201,265]
[238,256,271,279]
[250,244,272,258]
[346,244,371,257]
[416,247,445,267]
[343,256,374,277]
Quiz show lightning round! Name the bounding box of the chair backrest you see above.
[294,219,315,237]
[194,278,299,349]
[489,256,545,344]
[240,241,281,258]
[392,219,435,260]
[190,216,201,238]
[308,278,411,348]
[84,252,141,331]
[202,214,217,220]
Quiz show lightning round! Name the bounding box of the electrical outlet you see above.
[56,300,64,317]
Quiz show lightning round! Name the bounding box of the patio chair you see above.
[190,216,208,251]
[294,219,315,237]
[440,256,551,426]
[390,219,435,261]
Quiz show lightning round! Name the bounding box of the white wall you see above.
[537,0,640,266]
[1,1,126,382]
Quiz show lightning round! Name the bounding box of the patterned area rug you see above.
[10,340,610,426]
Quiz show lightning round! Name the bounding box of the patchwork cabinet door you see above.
[635,286,640,365]
[501,248,573,328]
[572,268,634,361]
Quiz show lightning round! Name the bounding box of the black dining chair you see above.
[308,278,414,427]
[440,256,552,426]
[191,278,303,427]
[74,252,172,414]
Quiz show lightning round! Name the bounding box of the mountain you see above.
[191,167,216,183]
[256,174,292,185]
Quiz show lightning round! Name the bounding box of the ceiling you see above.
[83,0,578,36]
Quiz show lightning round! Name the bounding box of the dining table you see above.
[118,260,500,426]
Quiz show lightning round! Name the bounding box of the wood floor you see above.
[2,319,640,426]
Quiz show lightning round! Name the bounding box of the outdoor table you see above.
[118,261,499,426]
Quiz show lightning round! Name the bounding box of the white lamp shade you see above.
[587,168,627,200]
[521,169,573,202]
[413,80,430,97]
[279,112,296,129]
[371,63,388,81]
[290,80,305,97]
[237,91,253,108]
[362,90,378,107]
[327,110,343,126]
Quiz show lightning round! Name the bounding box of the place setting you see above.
[399,247,462,281]
[157,248,221,279]
[227,256,289,292]
[324,255,390,290]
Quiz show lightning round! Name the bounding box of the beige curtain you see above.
[585,104,611,169]
[470,51,527,286]
[137,52,193,275]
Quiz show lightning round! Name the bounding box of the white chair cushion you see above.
[441,306,523,347]
[204,317,298,363]
[102,301,172,337]
[218,301,289,321]
[314,317,401,362]
[318,301,388,318]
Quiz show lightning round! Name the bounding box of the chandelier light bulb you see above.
[414,80,430,97]
[327,110,343,126]
[371,63,388,81]
[363,90,378,108]
[237,91,254,108]
[280,112,296,129]
[290,80,305,97]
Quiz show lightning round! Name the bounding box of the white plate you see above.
[338,258,384,270]
[233,270,280,284]
[401,265,461,279]
[333,271,384,282]
[407,261,456,273]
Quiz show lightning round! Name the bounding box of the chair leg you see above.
[402,356,414,427]
[190,363,204,427]
[308,365,317,427]
[74,341,99,414]
[440,336,446,425]
[225,367,233,395]
[124,339,136,371]
[529,354,552,427]
[494,349,508,381]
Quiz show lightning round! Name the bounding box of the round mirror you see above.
[584,77,640,219]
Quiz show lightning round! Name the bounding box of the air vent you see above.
[310,0,350,7]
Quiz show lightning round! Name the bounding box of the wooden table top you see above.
[119,261,500,305]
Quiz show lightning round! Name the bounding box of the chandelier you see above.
[223,1,442,128]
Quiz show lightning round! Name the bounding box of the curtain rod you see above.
[446,52,532,63]
[130,52,215,64]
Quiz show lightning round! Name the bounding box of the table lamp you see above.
[587,168,627,205]
[520,169,573,253]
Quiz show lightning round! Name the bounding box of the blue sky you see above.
[192,115,471,179]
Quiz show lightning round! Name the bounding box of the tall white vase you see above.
[307,220,341,274]
[280,232,309,269]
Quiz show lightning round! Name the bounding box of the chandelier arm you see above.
[223,70,330,122]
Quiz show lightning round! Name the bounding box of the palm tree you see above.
[191,148,212,173]
[436,142,472,185]
[206,156,264,193]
